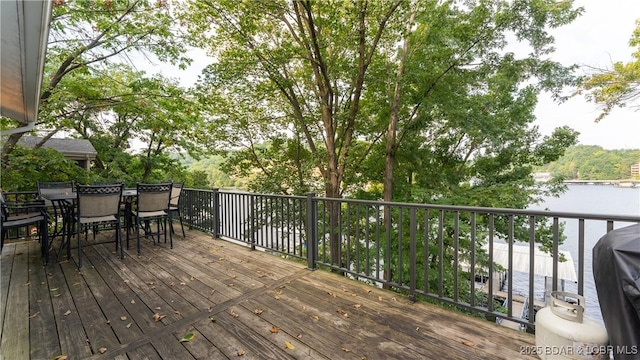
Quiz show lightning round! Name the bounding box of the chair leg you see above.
[117,222,124,260]
[136,219,141,255]
[41,219,49,264]
[78,226,83,268]
[169,217,173,249]
[178,213,185,237]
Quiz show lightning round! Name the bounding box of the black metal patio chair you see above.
[168,182,185,237]
[127,183,173,255]
[37,181,74,240]
[74,183,124,267]
[1,191,49,263]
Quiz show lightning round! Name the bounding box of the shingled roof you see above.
[18,136,97,168]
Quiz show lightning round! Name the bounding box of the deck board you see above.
[1,228,536,359]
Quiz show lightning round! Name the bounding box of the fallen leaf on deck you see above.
[353,304,362,309]
[179,333,195,342]
[254,309,264,315]
[174,310,181,315]
[209,316,217,322]
[120,316,127,321]
[230,310,239,318]
[236,350,245,356]
[126,323,132,328]
[50,288,59,291]
[337,309,349,318]
[297,334,303,339]
[378,296,383,301]
[155,307,161,310]
[366,289,372,293]
[130,299,135,304]
[180,282,186,286]
[208,306,213,312]
[29,312,40,318]
[269,326,279,334]
[63,310,71,316]
[342,347,351,352]
[124,279,129,283]
[51,355,68,360]
[190,276,195,281]
[312,315,319,320]
[415,327,420,331]
[284,341,295,350]
[462,340,474,347]
[98,347,107,354]
[152,313,165,322]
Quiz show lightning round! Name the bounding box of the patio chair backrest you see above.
[38,181,74,207]
[136,183,172,213]
[169,182,184,207]
[76,184,124,219]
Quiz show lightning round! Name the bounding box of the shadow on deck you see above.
[1,229,535,359]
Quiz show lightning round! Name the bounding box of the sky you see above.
[531,0,640,150]
[158,0,640,150]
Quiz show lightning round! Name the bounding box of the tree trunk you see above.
[382,10,415,288]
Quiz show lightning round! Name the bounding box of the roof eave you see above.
[1,0,53,136]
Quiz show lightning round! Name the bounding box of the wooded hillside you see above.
[537,145,640,180]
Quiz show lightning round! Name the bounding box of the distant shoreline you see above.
[562,180,640,187]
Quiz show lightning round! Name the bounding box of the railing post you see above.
[306,192,317,270]
[213,188,220,239]
[186,188,193,230]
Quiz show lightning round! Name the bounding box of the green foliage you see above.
[579,20,640,121]
[537,145,640,180]
[1,146,91,191]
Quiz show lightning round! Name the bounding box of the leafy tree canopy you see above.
[578,20,640,121]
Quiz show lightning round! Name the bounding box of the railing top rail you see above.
[180,188,640,222]
[311,196,640,223]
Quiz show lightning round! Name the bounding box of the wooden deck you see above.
[1,229,536,359]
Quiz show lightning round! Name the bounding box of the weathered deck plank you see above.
[1,241,29,360]
[0,228,536,360]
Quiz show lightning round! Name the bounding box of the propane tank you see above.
[535,291,608,359]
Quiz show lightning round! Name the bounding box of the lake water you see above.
[510,184,640,324]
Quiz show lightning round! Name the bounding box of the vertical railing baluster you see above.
[250,195,256,250]
[553,217,559,292]
[438,210,444,298]
[453,211,459,303]
[346,202,351,272]
[409,207,417,302]
[507,215,514,318]
[528,216,535,329]
[213,188,220,239]
[578,219,585,296]
[355,205,361,275]
[470,212,476,307]
[488,213,494,313]
[424,210,430,294]
[398,208,404,286]
[306,193,317,270]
